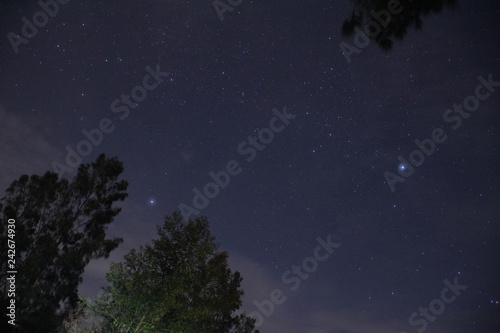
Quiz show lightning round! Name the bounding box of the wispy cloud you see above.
[0,106,61,192]
[230,253,462,333]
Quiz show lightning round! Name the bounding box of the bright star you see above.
[148,198,156,206]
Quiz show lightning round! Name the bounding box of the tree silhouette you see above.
[88,212,259,333]
[341,0,459,51]
[0,154,128,332]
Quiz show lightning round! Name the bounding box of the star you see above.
[148,198,156,206]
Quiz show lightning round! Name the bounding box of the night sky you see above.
[1,0,500,332]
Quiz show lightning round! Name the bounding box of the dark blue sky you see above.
[1,0,499,332]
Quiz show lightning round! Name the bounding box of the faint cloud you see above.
[80,201,159,298]
[181,149,195,164]
[229,254,278,302]
[229,254,459,333]
[0,106,61,192]
[309,310,449,333]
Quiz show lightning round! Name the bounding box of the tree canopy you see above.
[0,154,128,332]
[341,0,459,51]
[87,212,259,333]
